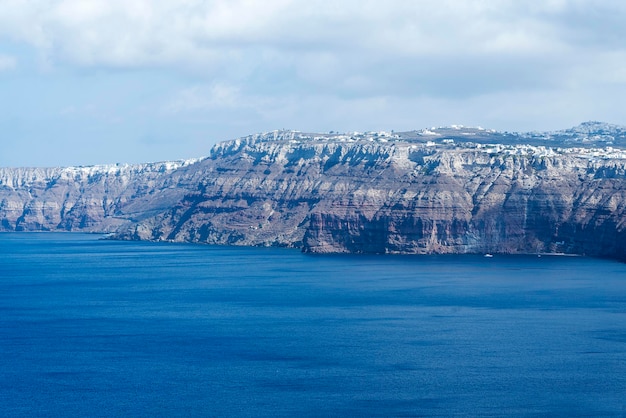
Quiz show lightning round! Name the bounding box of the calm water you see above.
[1,233,625,417]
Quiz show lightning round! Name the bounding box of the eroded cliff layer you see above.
[2,123,626,260]
[0,160,202,232]
[119,129,626,261]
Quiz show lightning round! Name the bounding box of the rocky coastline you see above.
[2,122,625,261]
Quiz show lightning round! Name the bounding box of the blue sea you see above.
[1,233,625,417]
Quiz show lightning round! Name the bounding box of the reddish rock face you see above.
[119,132,626,262]
[2,128,626,261]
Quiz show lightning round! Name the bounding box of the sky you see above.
[1,0,626,167]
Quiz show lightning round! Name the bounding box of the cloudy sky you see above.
[1,0,625,166]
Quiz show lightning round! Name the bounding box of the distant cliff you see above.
[0,160,202,232]
[2,123,626,261]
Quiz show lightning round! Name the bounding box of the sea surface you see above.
[0,233,625,417]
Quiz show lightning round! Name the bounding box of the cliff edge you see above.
[2,123,626,260]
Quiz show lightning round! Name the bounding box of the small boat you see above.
[484,253,493,258]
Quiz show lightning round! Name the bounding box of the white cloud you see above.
[1,0,622,68]
[0,54,16,71]
[165,83,243,113]
[1,0,626,166]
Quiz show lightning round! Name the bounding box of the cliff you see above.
[0,160,202,232]
[2,123,626,261]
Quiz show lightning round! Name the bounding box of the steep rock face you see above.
[0,160,203,232]
[2,125,626,261]
[117,133,626,261]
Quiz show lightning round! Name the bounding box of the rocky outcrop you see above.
[2,124,626,261]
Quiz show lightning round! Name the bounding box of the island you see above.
[1,121,625,261]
